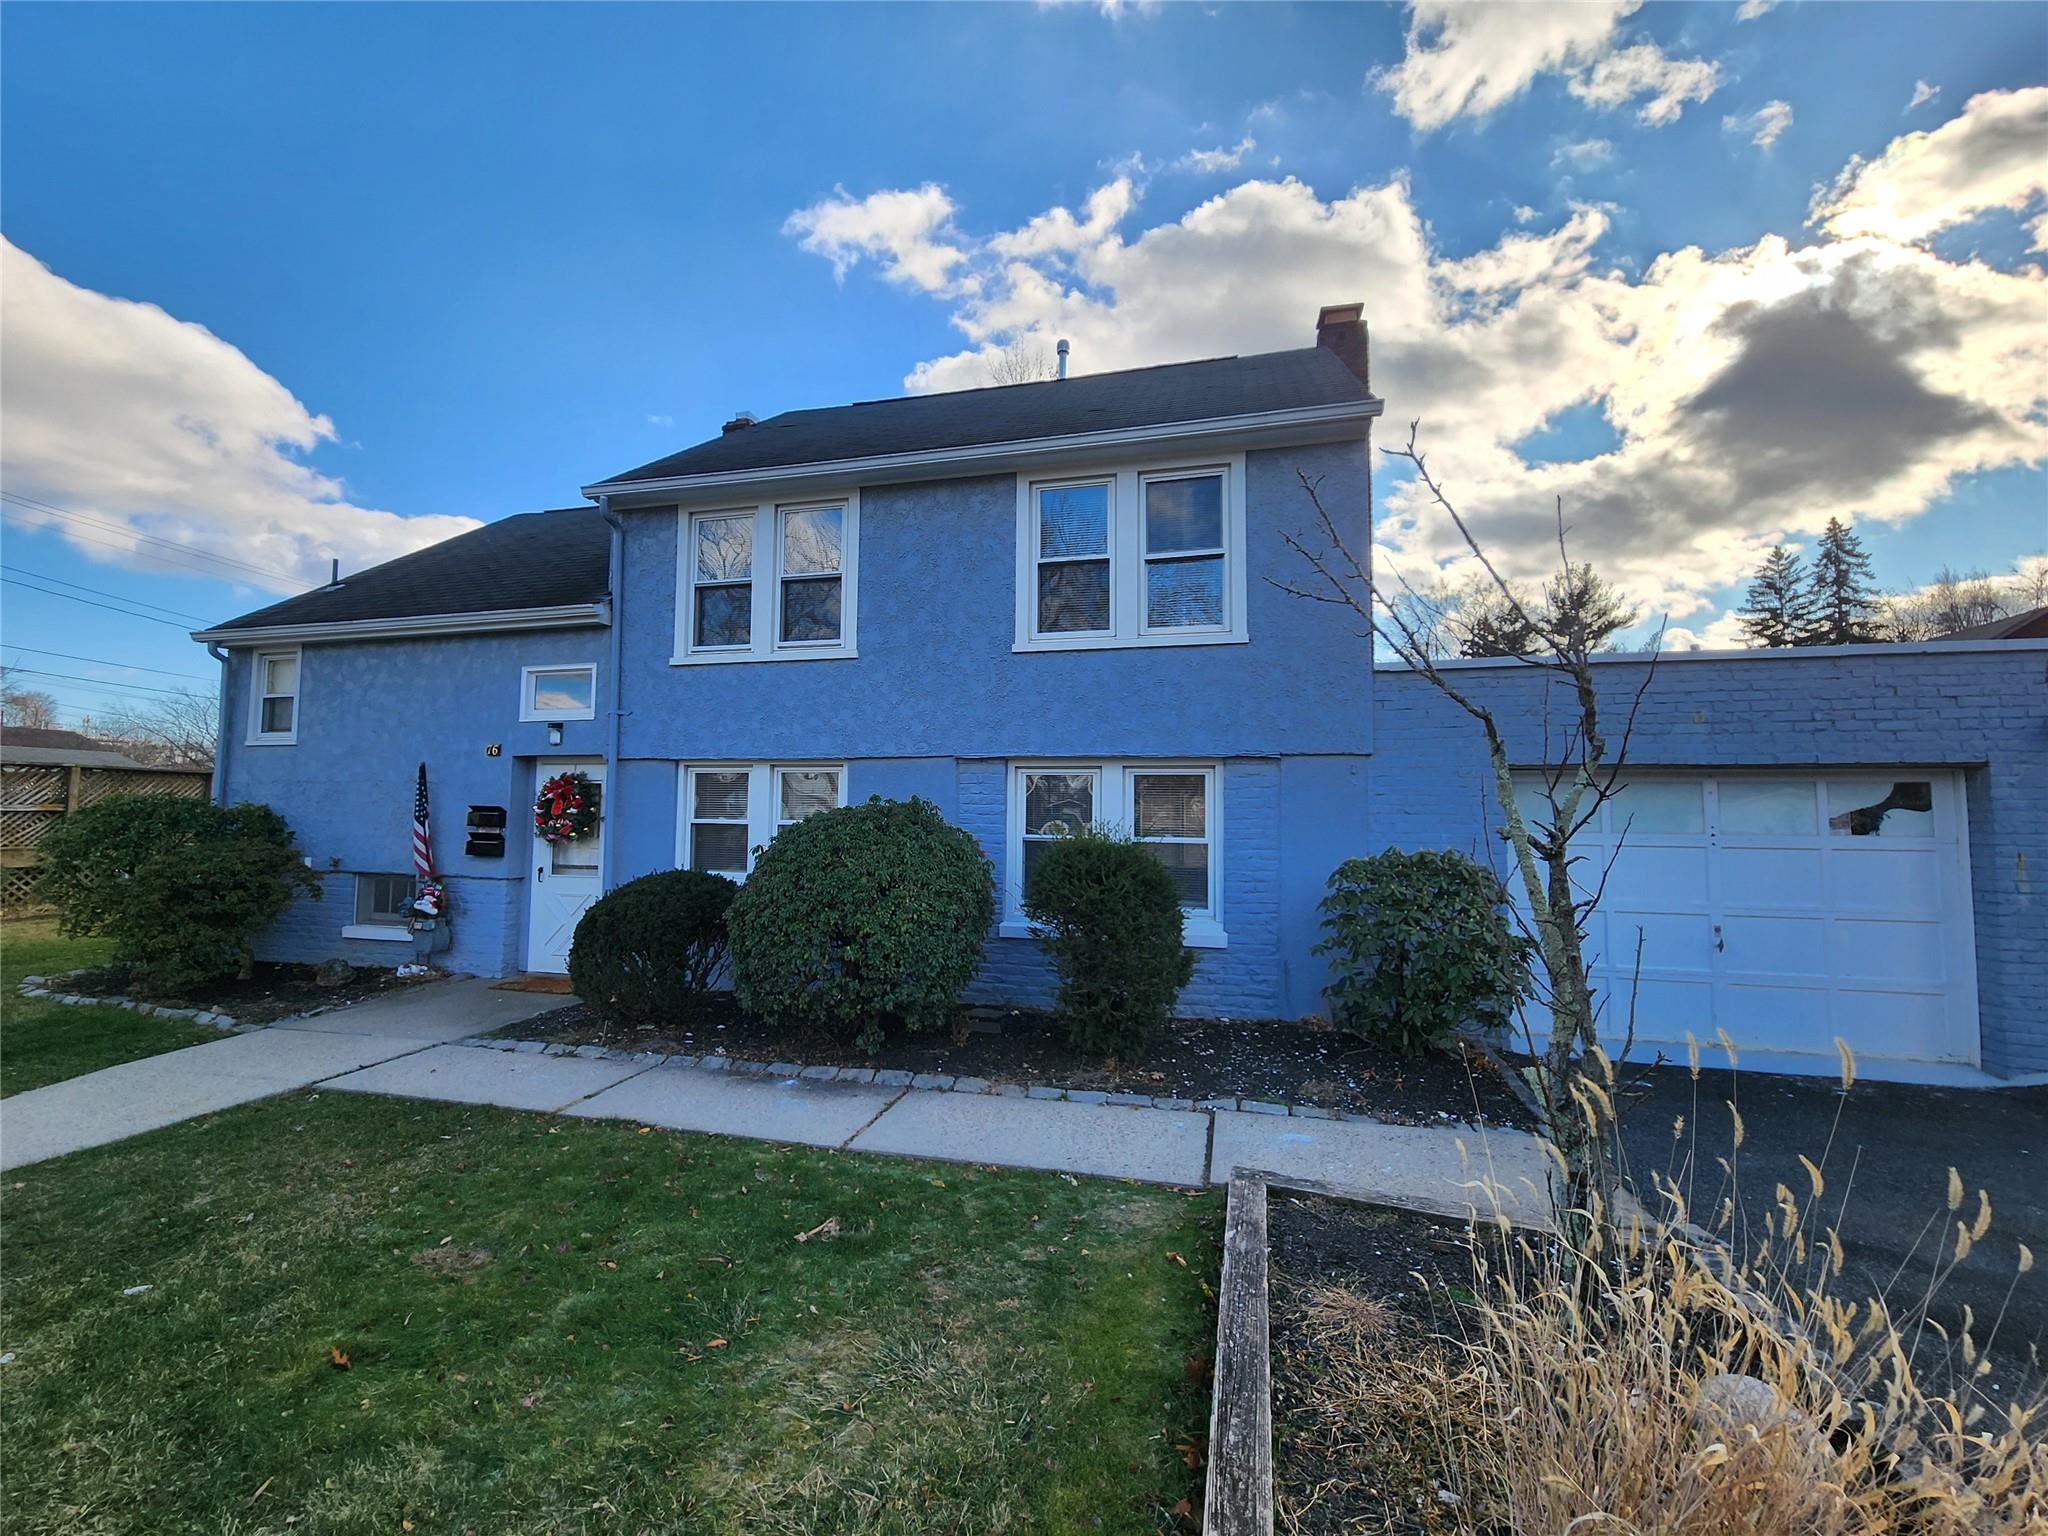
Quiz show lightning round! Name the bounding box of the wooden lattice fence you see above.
[1,763,212,910]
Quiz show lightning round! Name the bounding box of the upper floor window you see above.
[1016,458,1246,652]
[519,664,596,722]
[680,763,846,877]
[248,649,300,744]
[676,497,858,664]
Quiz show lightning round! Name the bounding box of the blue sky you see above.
[2,1,2044,725]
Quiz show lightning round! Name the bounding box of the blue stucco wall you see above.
[1369,643,2048,1077]
[610,439,1373,762]
[213,628,609,976]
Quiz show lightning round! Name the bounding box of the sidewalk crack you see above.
[840,1086,911,1151]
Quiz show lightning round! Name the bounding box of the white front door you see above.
[1510,770,1978,1067]
[525,759,605,975]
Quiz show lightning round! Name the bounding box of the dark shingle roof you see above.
[203,506,609,634]
[1939,604,2048,641]
[593,347,1374,487]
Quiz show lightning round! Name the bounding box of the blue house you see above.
[198,304,2048,1083]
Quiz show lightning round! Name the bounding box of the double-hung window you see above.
[681,764,846,877]
[1017,458,1245,651]
[249,649,300,744]
[1003,762,1224,946]
[677,497,858,662]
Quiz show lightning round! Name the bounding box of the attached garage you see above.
[1512,770,1980,1069]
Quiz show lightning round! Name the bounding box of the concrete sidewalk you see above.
[0,978,565,1172]
[4,984,1550,1214]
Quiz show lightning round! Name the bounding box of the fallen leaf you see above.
[328,1347,351,1370]
[1166,1251,1188,1268]
[706,1338,728,1349]
[794,1216,841,1244]
[1184,1355,1214,1389]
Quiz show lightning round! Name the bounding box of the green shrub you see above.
[1022,828,1195,1059]
[568,868,737,1036]
[726,796,995,1052]
[1316,848,1531,1056]
[37,796,320,995]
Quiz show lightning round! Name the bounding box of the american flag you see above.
[412,762,435,881]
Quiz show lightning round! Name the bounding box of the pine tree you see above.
[1738,545,1817,649]
[1542,561,1639,652]
[1806,517,1881,645]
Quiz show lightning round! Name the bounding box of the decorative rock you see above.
[1155,1098,1195,1112]
[20,976,44,988]
[697,1055,731,1071]
[1290,1104,1334,1120]
[910,1072,956,1092]
[665,1055,699,1070]
[1065,1090,1109,1105]
[1240,1099,1289,1116]
[992,1083,1028,1098]
[768,1061,804,1077]
[1026,1085,1065,1101]
[873,1069,915,1087]
[836,1067,876,1084]
[313,958,356,988]
[1105,1092,1154,1107]
[731,1059,771,1076]
[799,1065,839,1081]
[950,1076,992,1094]
[1198,1097,1241,1113]
[573,1044,612,1059]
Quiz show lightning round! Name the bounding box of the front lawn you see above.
[0,918,220,1097]
[0,1092,1220,1534]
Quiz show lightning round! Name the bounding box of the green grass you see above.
[0,919,222,1097]
[0,1091,1221,1534]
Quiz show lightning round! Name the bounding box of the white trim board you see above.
[194,602,610,646]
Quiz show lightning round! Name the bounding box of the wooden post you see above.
[65,764,83,816]
[1204,1173,1272,1536]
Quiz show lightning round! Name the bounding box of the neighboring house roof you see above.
[0,726,153,771]
[195,506,610,642]
[1938,604,2048,641]
[590,347,1378,490]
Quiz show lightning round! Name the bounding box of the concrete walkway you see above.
[2,986,1551,1215]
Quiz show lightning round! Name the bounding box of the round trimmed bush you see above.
[568,868,737,1035]
[1316,849,1531,1057]
[726,796,995,1052]
[1022,828,1195,1059]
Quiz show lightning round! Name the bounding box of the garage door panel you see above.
[1599,911,1717,976]
[1833,919,1946,987]
[1715,847,1825,911]
[1721,982,1832,1051]
[1832,991,1952,1062]
[1602,845,1709,908]
[1720,915,1828,979]
[1824,849,1943,915]
[1598,977,1715,1049]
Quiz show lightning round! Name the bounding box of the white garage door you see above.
[1509,771,1979,1067]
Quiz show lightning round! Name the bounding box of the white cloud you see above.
[1375,1,1720,132]
[1177,137,1257,174]
[1553,138,1615,171]
[1907,79,1941,112]
[1035,0,1161,16]
[781,183,976,295]
[0,239,477,595]
[1734,0,1779,19]
[1512,204,1539,224]
[1813,86,2048,248]
[787,90,2048,635]
[1724,99,1794,150]
[646,413,674,428]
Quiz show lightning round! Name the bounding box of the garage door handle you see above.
[1713,924,1724,953]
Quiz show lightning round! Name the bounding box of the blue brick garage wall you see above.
[1369,642,2048,1078]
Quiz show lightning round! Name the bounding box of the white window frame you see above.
[518,663,597,722]
[342,872,417,942]
[674,762,848,878]
[999,761,1225,948]
[247,647,301,745]
[1014,456,1247,653]
[673,493,859,664]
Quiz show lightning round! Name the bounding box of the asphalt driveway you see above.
[1616,1062,2047,1401]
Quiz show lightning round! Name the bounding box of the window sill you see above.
[244,736,297,747]
[669,649,858,667]
[998,917,1228,950]
[1013,632,1247,655]
[518,711,597,724]
[341,924,414,943]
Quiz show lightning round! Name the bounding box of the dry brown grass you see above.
[1290,1043,2045,1535]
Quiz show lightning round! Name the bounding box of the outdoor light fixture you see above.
[547,721,563,746]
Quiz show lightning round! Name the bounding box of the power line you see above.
[0,490,311,588]
[1,575,202,630]
[0,666,197,697]
[0,645,211,682]
[1,508,309,592]
[0,566,209,623]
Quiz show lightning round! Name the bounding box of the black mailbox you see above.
[467,804,507,829]
[465,805,508,859]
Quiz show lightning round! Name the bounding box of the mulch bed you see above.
[494,999,1536,1128]
[1267,1193,1491,1534]
[62,961,438,1026]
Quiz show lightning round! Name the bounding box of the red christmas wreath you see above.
[534,770,599,844]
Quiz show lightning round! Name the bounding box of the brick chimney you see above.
[1315,303,1369,387]
[721,410,757,435]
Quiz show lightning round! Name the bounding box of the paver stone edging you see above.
[14,970,460,1037]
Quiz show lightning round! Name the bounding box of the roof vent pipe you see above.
[1056,339,1069,380]
[324,557,342,590]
